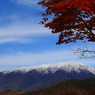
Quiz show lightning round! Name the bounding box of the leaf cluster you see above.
[38,0,95,44]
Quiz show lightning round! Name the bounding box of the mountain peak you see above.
[1,62,95,92]
[51,62,84,67]
[2,62,95,75]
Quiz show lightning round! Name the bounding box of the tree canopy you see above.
[38,0,95,45]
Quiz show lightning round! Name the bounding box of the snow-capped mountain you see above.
[0,62,95,92]
[3,62,95,75]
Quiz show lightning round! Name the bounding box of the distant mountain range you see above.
[0,62,95,92]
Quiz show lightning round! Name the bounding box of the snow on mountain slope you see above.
[2,62,95,75]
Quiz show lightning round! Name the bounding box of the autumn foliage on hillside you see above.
[1,78,95,95]
[22,78,95,95]
[38,0,95,44]
[0,89,24,95]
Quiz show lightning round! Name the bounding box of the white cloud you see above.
[0,37,32,44]
[10,0,43,11]
[0,49,94,68]
[11,0,40,6]
[0,22,47,37]
[0,20,50,44]
[0,0,48,44]
[0,49,77,65]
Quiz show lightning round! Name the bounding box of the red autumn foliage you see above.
[38,0,95,44]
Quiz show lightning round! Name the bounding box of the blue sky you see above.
[0,0,95,71]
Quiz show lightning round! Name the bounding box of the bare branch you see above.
[70,42,95,58]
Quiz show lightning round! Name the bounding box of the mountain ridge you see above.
[2,62,95,74]
[0,62,95,92]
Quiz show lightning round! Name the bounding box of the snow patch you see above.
[2,62,95,75]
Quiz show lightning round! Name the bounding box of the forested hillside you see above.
[22,78,95,95]
[1,78,95,95]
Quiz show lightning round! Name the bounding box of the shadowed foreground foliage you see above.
[1,78,95,95]
[0,89,24,95]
